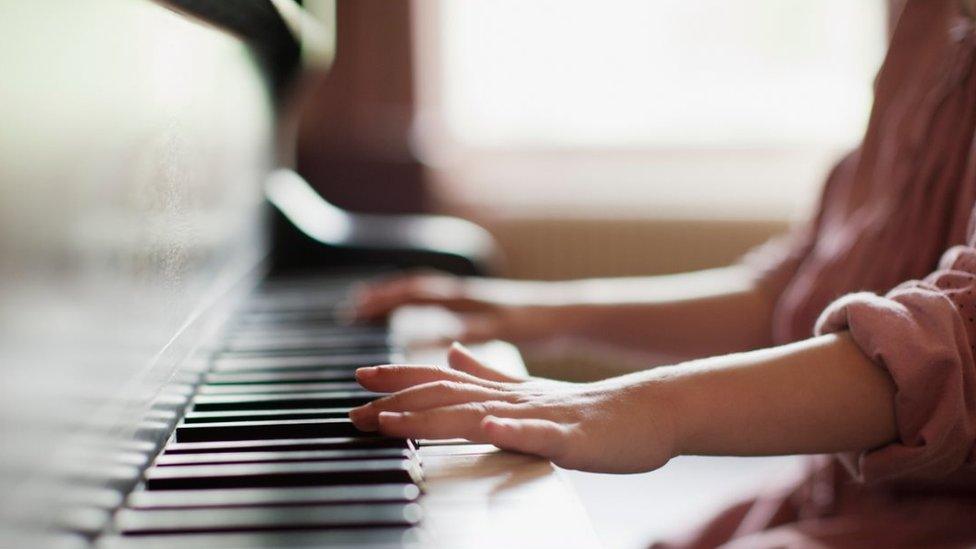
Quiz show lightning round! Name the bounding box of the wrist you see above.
[633,364,704,458]
[596,370,689,468]
[511,280,617,341]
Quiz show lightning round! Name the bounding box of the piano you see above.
[0,0,598,547]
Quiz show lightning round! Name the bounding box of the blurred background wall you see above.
[297,0,890,281]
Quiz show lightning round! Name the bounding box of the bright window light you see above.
[433,0,887,149]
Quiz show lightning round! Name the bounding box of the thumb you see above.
[447,342,522,383]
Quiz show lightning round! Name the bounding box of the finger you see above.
[375,402,526,441]
[480,416,572,462]
[353,275,485,320]
[349,381,515,431]
[351,277,422,319]
[448,342,524,383]
[355,364,502,393]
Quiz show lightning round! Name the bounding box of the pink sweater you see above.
[670,1,976,546]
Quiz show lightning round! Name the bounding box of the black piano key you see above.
[240,294,347,312]
[223,332,391,353]
[164,437,410,455]
[212,353,393,372]
[196,382,364,395]
[175,419,365,442]
[154,448,411,466]
[240,292,347,312]
[192,391,381,411]
[232,319,344,332]
[228,317,357,335]
[234,309,344,324]
[216,345,394,360]
[203,367,356,385]
[259,270,386,290]
[97,528,420,549]
[226,325,387,341]
[182,408,351,423]
[229,316,361,332]
[144,461,422,490]
[204,371,357,384]
[114,502,422,534]
[257,277,355,291]
[125,484,420,509]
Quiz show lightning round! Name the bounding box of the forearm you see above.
[351,328,897,472]
[548,266,774,359]
[354,266,773,358]
[643,331,897,456]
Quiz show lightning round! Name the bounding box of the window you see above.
[413,0,887,219]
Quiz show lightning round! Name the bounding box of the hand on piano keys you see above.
[349,342,677,475]
[351,271,571,346]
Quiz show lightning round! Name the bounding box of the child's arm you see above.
[354,266,774,360]
[556,266,774,359]
[658,331,896,456]
[349,333,896,473]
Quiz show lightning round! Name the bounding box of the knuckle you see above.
[553,425,587,460]
[426,366,457,380]
[464,401,491,416]
[480,400,515,414]
[430,380,462,393]
[510,388,549,405]
[482,380,510,391]
[561,423,584,446]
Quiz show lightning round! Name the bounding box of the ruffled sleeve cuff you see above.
[814,285,976,482]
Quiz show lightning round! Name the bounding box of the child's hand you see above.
[351,272,571,345]
[349,343,678,473]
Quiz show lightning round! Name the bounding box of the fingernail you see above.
[356,366,378,379]
[348,404,368,421]
[377,411,403,424]
[350,403,382,431]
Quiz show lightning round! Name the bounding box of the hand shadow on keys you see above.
[426,449,551,501]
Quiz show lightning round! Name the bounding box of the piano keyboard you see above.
[99,274,428,547]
